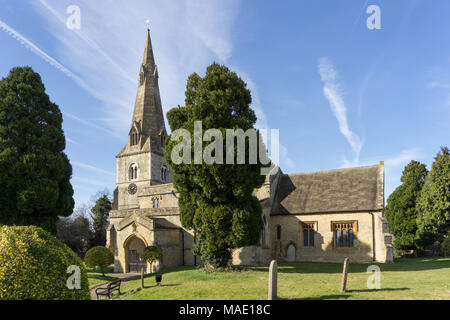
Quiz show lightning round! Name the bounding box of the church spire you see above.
[142,28,155,67]
[128,27,166,153]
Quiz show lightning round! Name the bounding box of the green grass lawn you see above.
[87,267,117,289]
[112,257,450,300]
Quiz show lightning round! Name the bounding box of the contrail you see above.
[0,19,85,84]
[0,19,126,138]
[318,57,363,166]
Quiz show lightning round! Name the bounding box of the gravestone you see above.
[268,260,277,300]
[341,257,350,292]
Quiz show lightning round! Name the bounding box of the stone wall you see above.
[270,212,384,263]
[116,151,150,210]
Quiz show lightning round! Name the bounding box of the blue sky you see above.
[0,0,449,209]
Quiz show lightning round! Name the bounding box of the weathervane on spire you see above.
[146,19,150,30]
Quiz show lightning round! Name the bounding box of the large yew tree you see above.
[165,63,268,269]
[385,160,428,251]
[0,67,74,234]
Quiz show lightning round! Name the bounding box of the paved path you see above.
[90,272,141,300]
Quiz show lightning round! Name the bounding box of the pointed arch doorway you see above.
[124,235,147,273]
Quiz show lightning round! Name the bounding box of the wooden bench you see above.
[402,249,416,258]
[95,279,121,299]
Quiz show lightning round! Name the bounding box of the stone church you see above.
[106,29,394,273]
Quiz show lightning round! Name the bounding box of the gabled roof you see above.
[271,164,384,215]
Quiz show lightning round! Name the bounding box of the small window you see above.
[333,221,357,248]
[303,222,315,247]
[152,197,160,208]
[129,164,138,180]
[161,132,165,147]
[262,216,268,246]
[161,167,167,182]
[276,225,281,240]
[130,129,139,146]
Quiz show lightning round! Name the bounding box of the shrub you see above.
[84,246,114,276]
[0,225,90,300]
[441,233,450,256]
[141,246,163,273]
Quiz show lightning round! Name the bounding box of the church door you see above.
[128,250,140,272]
[126,237,146,272]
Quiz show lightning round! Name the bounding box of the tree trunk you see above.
[141,266,145,288]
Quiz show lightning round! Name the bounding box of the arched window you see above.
[129,163,138,181]
[276,225,281,240]
[161,166,167,182]
[152,197,161,208]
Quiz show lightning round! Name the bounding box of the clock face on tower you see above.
[128,183,137,195]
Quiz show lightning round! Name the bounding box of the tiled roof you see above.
[271,164,383,215]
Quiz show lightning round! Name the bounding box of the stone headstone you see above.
[341,257,350,292]
[268,260,277,300]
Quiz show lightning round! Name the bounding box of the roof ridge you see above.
[284,163,381,177]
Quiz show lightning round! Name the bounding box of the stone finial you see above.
[268,260,277,300]
[341,257,350,292]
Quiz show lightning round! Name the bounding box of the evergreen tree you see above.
[416,146,450,249]
[57,214,93,258]
[385,161,428,251]
[90,194,112,246]
[0,67,74,234]
[165,63,269,269]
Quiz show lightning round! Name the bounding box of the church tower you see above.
[115,28,172,210]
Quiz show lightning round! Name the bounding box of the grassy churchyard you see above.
[87,267,117,289]
[87,257,450,300]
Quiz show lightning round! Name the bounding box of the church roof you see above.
[271,163,384,215]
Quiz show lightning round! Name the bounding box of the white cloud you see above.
[341,148,423,198]
[427,81,450,89]
[318,57,363,166]
[384,148,422,168]
[66,137,78,145]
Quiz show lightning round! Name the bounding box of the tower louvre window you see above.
[160,132,165,147]
[161,166,167,182]
[130,131,139,146]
